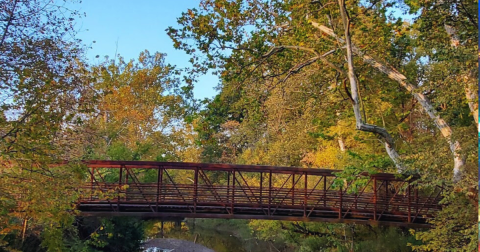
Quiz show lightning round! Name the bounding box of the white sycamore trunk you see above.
[310,20,466,182]
[337,0,406,173]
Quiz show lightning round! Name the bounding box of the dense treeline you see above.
[0,0,477,251]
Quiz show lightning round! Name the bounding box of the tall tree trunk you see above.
[337,0,406,173]
[310,21,465,182]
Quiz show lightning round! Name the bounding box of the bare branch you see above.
[265,49,337,92]
[0,0,19,49]
[262,45,320,58]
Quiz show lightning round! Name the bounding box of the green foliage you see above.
[296,236,325,252]
[0,163,86,251]
[78,217,145,252]
[355,227,420,252]
[249,220,421,252]
[331,151,411,193]
[410,193,477,251]
[193,93,244,163]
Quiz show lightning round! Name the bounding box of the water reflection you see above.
[145,219,292,252]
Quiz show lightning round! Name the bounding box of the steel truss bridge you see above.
[78,161,443,228]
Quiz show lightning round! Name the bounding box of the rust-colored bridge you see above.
[78,161,443,228]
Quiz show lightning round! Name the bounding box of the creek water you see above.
[149,219,292,252]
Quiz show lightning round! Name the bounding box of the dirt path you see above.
[142,238,215,252]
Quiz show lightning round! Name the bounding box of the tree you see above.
[0,0,88,161]
[82,50,188,161]
[193,93,244,163]
[0,0,93,250]
[78,217,145,252]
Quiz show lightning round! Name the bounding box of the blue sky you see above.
[69,0,219,100]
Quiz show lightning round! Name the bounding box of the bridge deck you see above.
[77,161,443,228]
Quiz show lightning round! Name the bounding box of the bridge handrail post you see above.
[303,172,307,217]
[268,170,272,216]
[90,167,94,201]
[118,165,124,210]
[323,175,327,208]
[231,170,235,214]
[156,166,162,212]
[194,167,198,213]
[415,187,418,218]
[339,184,342,219]
[260,172,263,206]
[292,174,295,206]
[227,170,230,206]
[385,181,389,211]
[373,177,377,221]
[407,183,411,223]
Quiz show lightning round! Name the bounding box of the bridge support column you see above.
[160,221,164,238]
[175,219,182,229]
